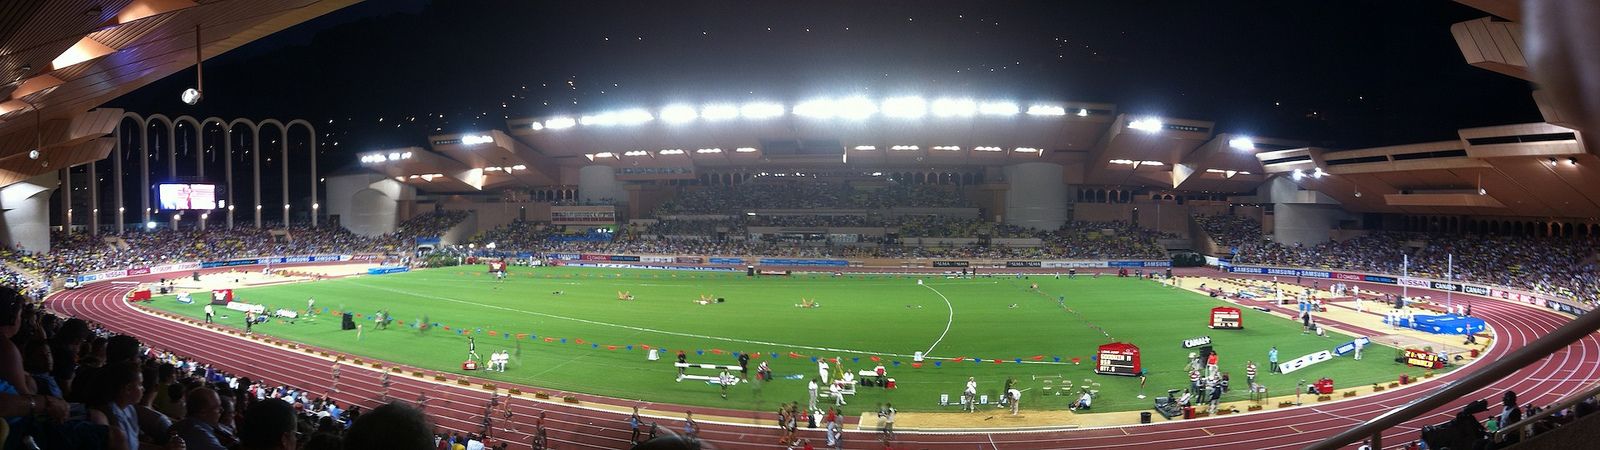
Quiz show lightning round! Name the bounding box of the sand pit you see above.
[151,263,381,295]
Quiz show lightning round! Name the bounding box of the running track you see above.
[46,265,1600,450]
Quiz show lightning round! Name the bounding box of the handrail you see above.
[1492,381,1600,440]
[1306,308,1600,450]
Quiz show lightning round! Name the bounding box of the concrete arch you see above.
[115,112,148,232]
[285,119,319,226]
[228,118,261,228]
[259,119,288,226]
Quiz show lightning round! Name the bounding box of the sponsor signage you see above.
[126,267,152,275]
[1042,261,1107,269]
[1404,348,1444,369]
[757,258,848,267]
[932,261,970,268]
[1279,350,1334,374]
[1462,285,1490,296]
[1363,275,1397,284]
[1181,336,1212,348]
[225,301,266,314]
[1226,266,1331,278]
[200,258,262,268]
[366,266,410,275]
[1398,277,1429,288]
[758,269,792,276]
[641,256,675,263]
[1006,261,1043,268]
[1429,281,1462,292]
[674,256,704,264]
[546,253,580,261]
[1333,337,1371,357]
[1332,272,1363,281]
[609,255,641,262]
[708,257,744,265]
[580,254,610,261]
[565,262,738,272]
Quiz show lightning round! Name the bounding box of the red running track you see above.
[47,266,1600,450]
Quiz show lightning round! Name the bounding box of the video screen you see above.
[157,184,217,210]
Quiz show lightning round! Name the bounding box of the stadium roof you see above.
[0,0,361,187]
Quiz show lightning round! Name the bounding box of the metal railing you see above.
[1306,308,1600,450]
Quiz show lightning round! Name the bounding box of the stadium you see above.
[0,1,1598,450]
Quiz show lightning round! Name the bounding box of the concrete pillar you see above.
[1001,162,1068,230]
[89,161,99,232]
[578,165,623,205]
[114,121,128,234]
[0,172,59,253]
[58,168,71,234]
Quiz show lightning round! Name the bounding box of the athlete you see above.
[468,336,481,362]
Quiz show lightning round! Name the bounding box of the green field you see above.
[149,265,1443,414]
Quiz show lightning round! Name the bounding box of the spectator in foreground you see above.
[239,399,298,450]
[343,402,435,450]
[172,386,231,450]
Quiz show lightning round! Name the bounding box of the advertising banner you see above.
[1042,261,1107,269]
[546,254,581,261]
[757,258,848,267]
[1332,337,1371,357]
[1005,261,1042,268]
[609,255,641,262]
[579,254,610,261]
[366,266,410,275]
[1181,336,1212,348]
[641,256,675,263]
[1279,350,1333,374]
[1362,275,1398,284]
[708,257,744,265]
[1429,281,1462,292]
[1398,277,1430,288]
[932,261,970,268]
[225,302,266,314]
[1332,272,1363,281]
[126,267,152,276]
[674,256,704,264]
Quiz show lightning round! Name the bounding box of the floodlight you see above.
[974,146,1003,152]
[740,102,785,119]
[529,121,545,131]
[544,117,576,129]
[1026,105,1066,116]
[701,104,740,121]
[932,146,960,151]
[853,145,877,151]
[1014,147,1041,153]
[695,148,722,154]
[1312,167,1325,179]
[659,149,685,155]
[1077,108,1090,117]
[793,99,834,118]
[734,147,758,153]
[1291,169,1305,180]
[461,134,494,145]
[978,102,1020,116]
[659,105,699,124]
[890,145,919,151]
[931,98,977,117]
[512,164,526,170]
[1229,137,1255,151]
[881,97,928,118]
[1129,117,1163,133]
[593,152,616,158]
[623,151,650,157]
[833,97,877,119]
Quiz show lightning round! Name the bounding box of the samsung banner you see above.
[1108,260,1171,267]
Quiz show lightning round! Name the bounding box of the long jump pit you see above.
[152,263,382,294]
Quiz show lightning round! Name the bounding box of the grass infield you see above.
[148,265,1445,414]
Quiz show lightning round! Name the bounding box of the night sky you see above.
[106,0,1538,173]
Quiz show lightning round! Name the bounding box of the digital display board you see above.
[157,184,217,210]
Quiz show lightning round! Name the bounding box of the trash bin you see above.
[1183,407,1194,419]
[1140,411,1152,424]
